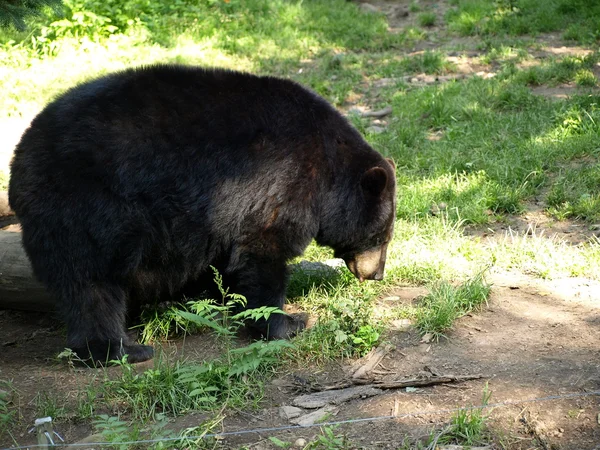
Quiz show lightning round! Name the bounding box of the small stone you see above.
[374,78,396,88]
[391,319,412,331]
[360,3,379,14]
[280,405,303,420]
[366,125,385,134]
[294,438,307,447]
[421,333,434,343]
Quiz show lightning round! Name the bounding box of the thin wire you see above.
[3,390,599,450]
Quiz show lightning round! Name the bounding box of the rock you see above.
[292,385,382,409]
[373,78,397,88]
[360,3,380,14]
[391,319,412,331]
[280,405,303,420]
[361,106,393,118]
[366,126,385,134]
[290,406,339,426]
[294,438,307,447]
[420,333,434,343]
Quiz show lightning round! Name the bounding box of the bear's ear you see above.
[386,158,396,169]
[361,167,388,198]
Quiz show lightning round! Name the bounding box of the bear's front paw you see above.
[71,341,154,366]
[261,313,308,340]
[120,344,155,364]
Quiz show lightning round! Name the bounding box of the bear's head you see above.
[319,157,396,283]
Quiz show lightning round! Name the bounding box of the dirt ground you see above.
[2,1,600,449]
[1,269,600,449]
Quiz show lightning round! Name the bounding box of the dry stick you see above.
[352,344,394,379]
[322,374,485,391]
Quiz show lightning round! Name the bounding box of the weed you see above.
[574,69,597,87]
[102,268,292,421]
[0,380,16,436]
[306,426,350,449]
[34,391,67,420]
[402,51,454,75]
[415,271,491,338]
[430,383,492,447]
[76,385,98,420]
[94,415,140,450]
[418,12,437,27]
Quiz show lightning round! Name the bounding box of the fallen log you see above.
[0,230,54,311]
[0,191,12,217]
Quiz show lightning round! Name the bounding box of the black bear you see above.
[9,65,396,364]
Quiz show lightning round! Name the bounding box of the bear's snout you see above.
[344,244,388,282]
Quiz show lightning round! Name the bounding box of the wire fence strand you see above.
[3,389,600,450]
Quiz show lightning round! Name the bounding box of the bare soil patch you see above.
[2,270,600,449]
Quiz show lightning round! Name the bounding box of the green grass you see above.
[435,384,492,446]
[446,0,600,42]
[418,12,437,28]
[0,381,16,437]
[0,171,8,191]
[2,0,600,446]
[414,272,491,338]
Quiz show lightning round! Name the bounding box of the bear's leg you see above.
[61,282,154,365]
[227,255,306,340]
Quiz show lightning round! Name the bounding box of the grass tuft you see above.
[415,271,491,338]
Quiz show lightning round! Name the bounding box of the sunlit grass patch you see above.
[511,54,599,87]
[547,165,600,222]
[445,0,600,42]
[0,0,400,119]
[0,171,8,191]
[486,230,600,280]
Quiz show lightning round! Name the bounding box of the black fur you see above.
[9,65,396,364]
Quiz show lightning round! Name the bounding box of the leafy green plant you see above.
[306,426,350,449]
[137,302,197,344]
[269,436,292,448]
[103,268,293,421]
[94,415,139,450]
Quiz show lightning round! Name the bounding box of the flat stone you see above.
[279,405,303,420]
[290,406,339,426]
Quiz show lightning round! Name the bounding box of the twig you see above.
[322,374,484,391]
